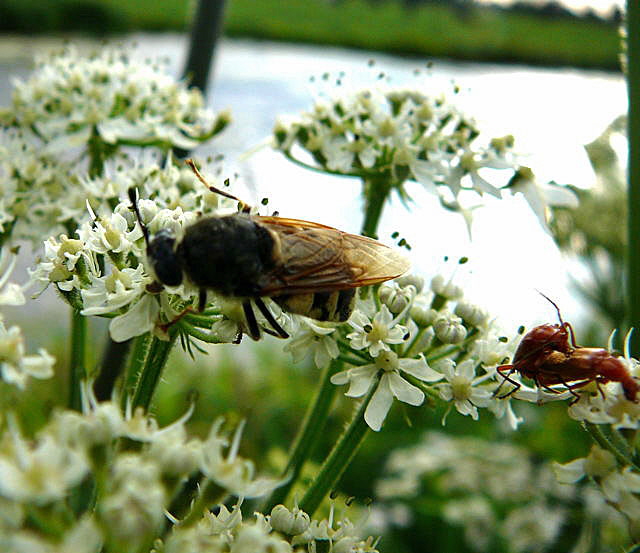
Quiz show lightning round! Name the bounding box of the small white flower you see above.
[100,453,167,542]
[108,293,160,343]
[347,305,408,357]
[200,419,283,498]
[502,502,566,553]
[81,264,149,316]
[0,416,89,505]
[232,517,292,553]
[331,351,443,431]
[0,321,54,389]
[80,212,142,255]
[506,166,578,231]
[0,249,25,306]
[553,445,617,486]
[436,358,493,421]
[284,319,339,369]
[35,235,89,287]
[472,332,516,369]
[50,383,123,448]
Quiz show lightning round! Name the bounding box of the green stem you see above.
[627,0,640,355]
[583,422,636,468]
[121,333,152,410]
[131,335,177,411]
[361,176,392,238]
[299,384,375,516]
[93,336,131,402]
[69,309,87,411]
[264,360,341,512]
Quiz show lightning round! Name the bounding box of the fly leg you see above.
[254,298,289,339]
[243,301,261,341]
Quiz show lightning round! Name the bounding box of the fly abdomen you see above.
[273,289,355,322]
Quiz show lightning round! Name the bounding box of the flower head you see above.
[332,350,442,431]
[347,305,409,357]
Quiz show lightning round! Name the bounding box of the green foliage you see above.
[0,0,620,69]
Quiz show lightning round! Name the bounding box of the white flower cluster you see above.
[0,249,54,390]
[274,87,513,197]
[28,162,245,342]
[0,386,378,553]
[273,87,578,230]
[167,502,379,553]
[554,444,640,540]
[286,272,524,431]
[0,45,230,245]
[375,432,625,553]
[3,45,228,152]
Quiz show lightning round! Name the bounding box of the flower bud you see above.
[270,504,310,536]
[455,302,489,328]
[410,305,437,327]
[379,284,410,314]
[396,274,424,293]
[434,314,467,344]
[430,275,463,300]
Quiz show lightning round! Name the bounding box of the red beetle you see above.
[496,295,639,403]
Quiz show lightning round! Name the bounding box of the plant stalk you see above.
[299,385,374,516]
[627,0,640,355]
[69,309,87,411]
[93,337,132,402]
[361,176,392,238]
[264,360,341,511]
[131,334,177,411]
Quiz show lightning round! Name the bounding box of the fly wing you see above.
[255,216,410,295]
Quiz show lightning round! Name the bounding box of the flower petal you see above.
[365,377,394,431]
[109,295,158,342]
[400,356,443,382]
[387,372,424,406]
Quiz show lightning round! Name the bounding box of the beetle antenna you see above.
[186,158,250,212]
[127,188,150,247]
[536,290,564,326]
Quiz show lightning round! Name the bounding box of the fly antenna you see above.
[127,188,150,247]
[536,290,564,326]
[185,158,250,212]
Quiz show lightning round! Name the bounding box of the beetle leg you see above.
[254,298,289,339]
[494,365,521,398]
[564,321,579,349]
[242,301,261,341]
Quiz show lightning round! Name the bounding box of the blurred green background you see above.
[1,0,621,69]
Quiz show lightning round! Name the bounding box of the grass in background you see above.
[1,0,621,69]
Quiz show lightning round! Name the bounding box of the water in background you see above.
[0,34,627,333]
